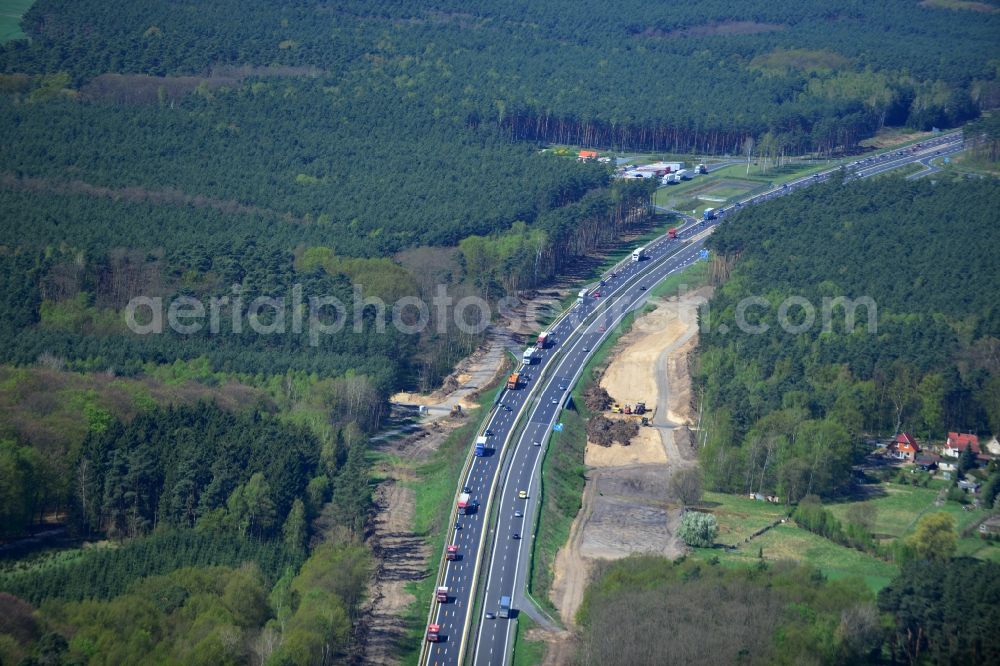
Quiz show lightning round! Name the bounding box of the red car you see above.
[592,292,601,298]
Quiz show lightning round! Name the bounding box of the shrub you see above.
[677,512,718,548]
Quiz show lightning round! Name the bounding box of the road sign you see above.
[553,423,564,432]
[944,157,951,164]
[699,249,709,260]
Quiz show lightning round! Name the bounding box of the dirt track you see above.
[361,290,562,663]
[359,427,454,665]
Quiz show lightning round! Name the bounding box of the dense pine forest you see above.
[696,176,1000,499]
[0,1,998,664]
[2,1,997,152]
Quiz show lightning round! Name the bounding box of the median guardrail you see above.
[460,228,710,662]
[417,372,509,665]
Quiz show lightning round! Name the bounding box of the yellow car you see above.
[518,490,528,499]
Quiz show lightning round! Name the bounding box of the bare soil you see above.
[361,289,560,663]
[599,299,687,409]
[359,428,452,666]
[584,427,666,467]
[548,288,711,633]
[526,627,577,666]
[665,333,698,425]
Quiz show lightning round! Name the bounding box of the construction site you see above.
[548,286,712,628]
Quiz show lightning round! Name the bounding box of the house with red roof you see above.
[943,432,980,458]
[888,433,919,462]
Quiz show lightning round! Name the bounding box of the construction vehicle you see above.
[668,228,677,239]
[506,372,520,390]
[536,331,550,349]
[427,624,441,642]
[474,436,489,457]
[436,586,449,603]
[641,416,650,426]
[610,403,622,414]
[624,404,633,415]
[635,402,646,415]
[446,545,458,561]
[499,596,512,618]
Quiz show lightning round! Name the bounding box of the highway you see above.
[422,130,965,666]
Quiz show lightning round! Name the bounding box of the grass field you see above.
[692,480,999,593]
[652,160,830,213]
[824,479,994,557]
[714,524,899,591]
[646,261,709,301]
[859,126,938,149]
[699,491,790,545]
[873,161,927,179]
[0,0,33,42]
[511,615,545,666]
[935,150,1000,178]
[692,492,897,592]
[826,483,940,540]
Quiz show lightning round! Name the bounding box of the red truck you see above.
[427,624,441,642]
[446,545,458,561]
[668,228,678,239]
[436,586,449,603]
[536,331,550,349]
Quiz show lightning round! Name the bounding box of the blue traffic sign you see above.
[699,249,710,260]
[553,423,564,432]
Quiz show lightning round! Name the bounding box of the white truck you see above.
[522,347,536,365]
[631,246,646,262]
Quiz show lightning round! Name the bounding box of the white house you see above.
[943,432,980,458]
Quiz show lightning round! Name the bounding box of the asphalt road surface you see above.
[423,130,965,666]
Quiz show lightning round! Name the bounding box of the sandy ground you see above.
[391,340,508,414]
[391,290,563,415]
[584,427,666,467]
[548,288,712,634]
[598,300,689,410]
